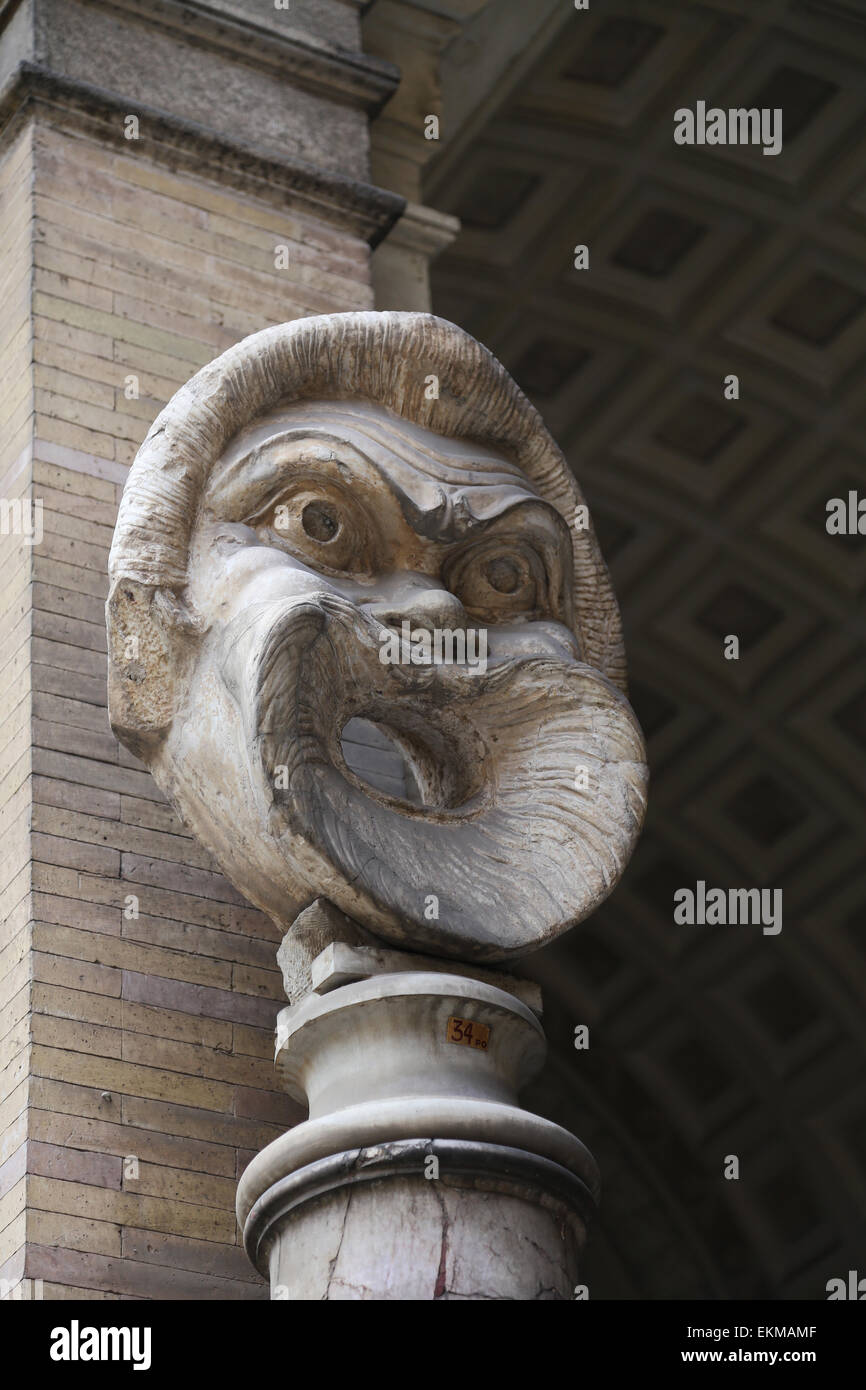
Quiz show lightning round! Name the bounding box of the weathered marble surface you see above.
[265,1168,585,1301]
[107,310,645,1299]
[107,312,647,966]
[236,970,598,1299]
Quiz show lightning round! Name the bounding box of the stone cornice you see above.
[0,62,406,246]
[0,0,400,115]
[95,0,400,114]
[383,199,460,258]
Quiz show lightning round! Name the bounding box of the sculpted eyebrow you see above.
[472,498,571,548]
[464,503,573,616]
[205,435,363,519]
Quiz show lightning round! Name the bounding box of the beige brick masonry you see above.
[0,115,371,1299]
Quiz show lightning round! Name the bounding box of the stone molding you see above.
[379,198,460,258]
[242,1138,597,1282]
[83,0,400,114]
[0,0,399,114]
[0,62,406,245]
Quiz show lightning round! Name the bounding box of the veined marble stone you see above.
[106,310,647,1300]
[106,311,647,966]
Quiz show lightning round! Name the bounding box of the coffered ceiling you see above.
[425,0,866,1299]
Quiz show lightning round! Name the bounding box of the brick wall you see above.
[0,114,374,1299]
[0,119,35,1292]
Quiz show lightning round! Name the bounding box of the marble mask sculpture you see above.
[106,312,647,963]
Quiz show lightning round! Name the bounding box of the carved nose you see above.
[365,580,468,632]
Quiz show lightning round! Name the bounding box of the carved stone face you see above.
[107,312,646,962]
[129,397,645,962]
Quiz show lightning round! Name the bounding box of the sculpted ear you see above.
[106,578,200,760]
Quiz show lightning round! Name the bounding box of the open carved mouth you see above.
[333,691,493,815]
[339,714,476,812]
[339,717,425,807]
[220,591,648,960]
[240,594,492,822]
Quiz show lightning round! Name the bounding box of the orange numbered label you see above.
[446,1016,490,1050]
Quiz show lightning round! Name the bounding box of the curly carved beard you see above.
[218,592,648,963]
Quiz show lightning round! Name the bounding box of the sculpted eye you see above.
[446,542,546,619]
[483,555,522,594]
[301,500,340,542]
[252,482,374,576]
[272,494,344,544]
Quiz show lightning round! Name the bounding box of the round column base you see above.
[245,1137,595,1301]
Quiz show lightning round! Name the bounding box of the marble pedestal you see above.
[236,971,599,1300]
